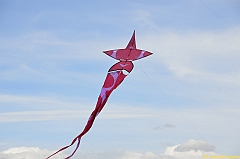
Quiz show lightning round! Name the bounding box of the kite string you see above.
[125,31,204,140]
[137,0,217,141]
[138,0,240,142]
[198,0,239,32]
[139,0,159,29]
[135,59,206,141]
[126,5,206,138]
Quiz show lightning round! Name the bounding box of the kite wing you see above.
[103,31,152,61]
[46,31,152,159]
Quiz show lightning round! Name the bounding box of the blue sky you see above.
[0,0,240,159]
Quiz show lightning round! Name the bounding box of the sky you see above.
[0,0,240,159]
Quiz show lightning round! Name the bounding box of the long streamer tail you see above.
[46,70,130,159]
[65,137,81,159]
[46,136,81,159]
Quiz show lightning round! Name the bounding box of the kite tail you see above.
[46,107,99,159]
[65,137,81,159]
[46,71,130,159]
[46,136,81,159]
[46,145,69,159]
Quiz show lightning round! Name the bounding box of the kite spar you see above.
[46,31,152,159]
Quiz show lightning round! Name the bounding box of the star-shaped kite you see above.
[47,31,153,159]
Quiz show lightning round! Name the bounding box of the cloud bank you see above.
[0,139,216,159]
[0,147,65,159]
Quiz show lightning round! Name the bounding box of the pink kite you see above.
[46,31,152,159]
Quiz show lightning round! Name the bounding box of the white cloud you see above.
[163,145,207,159]
[174,139,215,152]
[0,147,65,159]
[161,140,216,159]
[0,140,217,159]
[140,28,240,85]
[115,139,216,159]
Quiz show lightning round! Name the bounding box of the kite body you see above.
[46,31,152,159]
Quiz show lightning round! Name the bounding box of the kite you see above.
[46,31,152,159]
